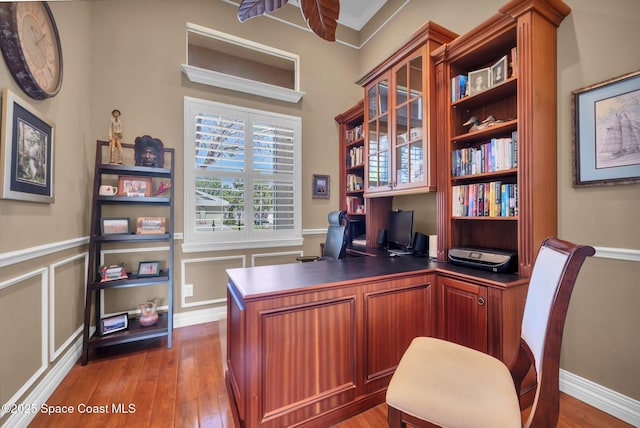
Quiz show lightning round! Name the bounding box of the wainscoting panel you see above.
[180,255,245,308]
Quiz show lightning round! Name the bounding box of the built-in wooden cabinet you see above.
[358,22,457,198]
[226,260,435,428]
[433,0,571,275]
[336,102,392,247]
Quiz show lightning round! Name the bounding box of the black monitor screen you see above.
[387,210,414,250]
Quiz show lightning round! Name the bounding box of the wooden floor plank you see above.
[27,321,633,428]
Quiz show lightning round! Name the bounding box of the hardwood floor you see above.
[29,321,631,428]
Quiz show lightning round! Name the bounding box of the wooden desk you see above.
[226,254,527,428]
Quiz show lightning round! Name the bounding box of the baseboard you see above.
[2,336,82,428]
[173,306,226,328]
[560,369,640,427]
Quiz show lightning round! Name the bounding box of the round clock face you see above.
[0,2,63,99]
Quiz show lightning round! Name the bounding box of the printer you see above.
[448,247,517,273]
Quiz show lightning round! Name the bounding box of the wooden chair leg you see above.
[388,405,407,428]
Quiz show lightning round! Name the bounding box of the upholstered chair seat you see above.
[386,337,521,428]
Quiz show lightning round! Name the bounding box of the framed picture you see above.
[101,217,130,235]
[572,70,640,187]
[468,67,490,96]
[99,313,129,335]
[312,174,330,199]
[137,261,161,277]
[0,88,55,203]
[117,175,152,197]
[491,55,508,86]
[99,263,128,282]
[136,216,166,234]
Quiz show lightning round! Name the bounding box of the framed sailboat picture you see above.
[572,70,640,187]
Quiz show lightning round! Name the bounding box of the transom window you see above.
[183,97,302,252]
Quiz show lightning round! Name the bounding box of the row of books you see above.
[451,132,518,177]
[347,145,364,168]
[346,125,364,143]
[346,196,365,214]
[450,47,518,102]
[346,174,363,192]
[452,182,518,217]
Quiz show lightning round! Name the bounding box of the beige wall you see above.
[0,0,638,424]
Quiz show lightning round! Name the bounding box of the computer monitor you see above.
[387,210,414,252]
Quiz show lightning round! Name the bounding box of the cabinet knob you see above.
[478,296,486,306]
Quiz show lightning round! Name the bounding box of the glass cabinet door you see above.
[366,77,390,190]
[395,55,424,187]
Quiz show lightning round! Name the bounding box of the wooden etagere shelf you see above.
[81,140,175,365]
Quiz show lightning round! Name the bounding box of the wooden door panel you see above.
[363,280,434,390]
[438,276,487,352]
[260,297,357,423]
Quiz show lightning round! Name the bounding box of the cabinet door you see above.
[437,276,487,352]
[393,52,426,190]
[365,75,391,192]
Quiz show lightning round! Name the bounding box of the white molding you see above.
[180,255,245,308]
[0,237,89,268]
[181,64,305,103]
[173,306,227,328]
[181,237,304,253]
[560,369,640,427]
[2,336,82,428]
[303,228,327,235]
[594,246,640,262]
[251,250,304,266]
[0,268,48,419]
[49,252,88,361]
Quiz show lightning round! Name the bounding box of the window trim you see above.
[183,96,303,253]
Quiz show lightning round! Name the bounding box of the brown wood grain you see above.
[27,321,631,428]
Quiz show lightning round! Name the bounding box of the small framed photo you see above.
[0,88,55,203]
[99,313,129,335]
[99,263,128,282]
[137,261,161,277]
[312,174,330,199]
[117,176,152,197]
[136,216,166,234]
[468,67,491,96]
[491,55,508,86]
[572,70,640,187]
[101,217,130,235]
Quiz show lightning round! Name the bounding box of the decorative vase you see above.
[139,301,158,327]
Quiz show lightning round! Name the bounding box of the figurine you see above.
[109,109,124,164]
[134,135,165,168]
[462,115,512,133]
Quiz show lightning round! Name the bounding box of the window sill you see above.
[181,65,305,104]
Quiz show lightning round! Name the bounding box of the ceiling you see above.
[287,0,388,31]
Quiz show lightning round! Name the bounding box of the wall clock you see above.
[0,2,63,100]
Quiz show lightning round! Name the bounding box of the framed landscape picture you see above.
[572,70,640,186]
[0,88,55,203]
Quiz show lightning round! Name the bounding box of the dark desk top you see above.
[227,248,526,302]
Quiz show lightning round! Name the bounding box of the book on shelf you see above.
[346,174,363,192]
[347,145,364,167]
[452,182,518,218]
[450,133,518,177]
[451,74,468,102]
[346,125,363,143]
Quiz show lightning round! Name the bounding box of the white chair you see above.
[386,237,595,427]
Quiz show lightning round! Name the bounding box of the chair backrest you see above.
[322,210,347,260]
[511,237,595,428]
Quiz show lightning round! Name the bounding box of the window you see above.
[183,97,302,252]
